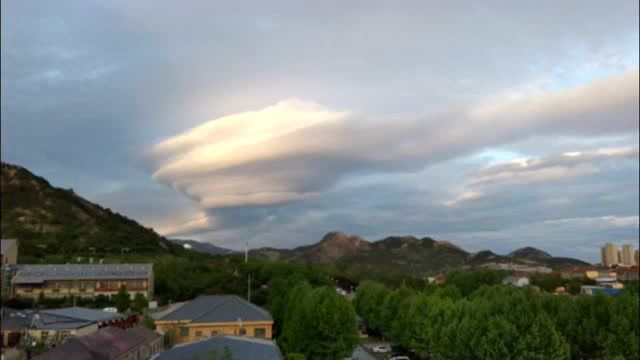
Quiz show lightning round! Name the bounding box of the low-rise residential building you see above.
[151,336,281,360]
[33,326,163,360]
[1,307,132,348]
[580,286,623,296]
[616,266,640,281]
[482,263,551,273]
[11,264,154,299]
[155,295,273,345]
[1,239,18,265]
[502,275,530,288]
[1,239,19,298]
[560,268,617,280]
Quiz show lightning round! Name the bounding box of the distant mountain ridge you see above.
[252,231,590,275]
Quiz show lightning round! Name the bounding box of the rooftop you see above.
[12,264,153,284]
[151,336,281,360]
[34,326,162,360]
[1,307,127,331]
[159,295,272,323]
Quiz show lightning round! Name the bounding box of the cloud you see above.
[145,71,638,236]
[443,191,483,207]
[469,146,639,186]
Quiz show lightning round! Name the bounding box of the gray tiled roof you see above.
[159,295,272,323]
[41,307,126,322]
[1,239,17,254]
[151,336,282,360]
[12,264,153,284]
[1,307,127,331]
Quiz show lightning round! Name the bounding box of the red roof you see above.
[34,326,161,360]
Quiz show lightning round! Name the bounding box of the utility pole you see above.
[247,274,251,302]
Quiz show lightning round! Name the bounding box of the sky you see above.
[1,1,638,262]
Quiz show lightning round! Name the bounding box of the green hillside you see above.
[1,162,184,260]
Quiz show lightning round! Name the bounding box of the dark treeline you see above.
[355,274,640,360]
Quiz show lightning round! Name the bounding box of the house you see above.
[10,264,154,299]
[1,307,132,348]
[427,274,447,285]
[1,239,19,298]
[154,295,273,344]
[616,266,639,281]
[580,286,623,296]
[33,326,163,360]
[502,275,530,288]
[150,336,281,360]
[1,239,18,265]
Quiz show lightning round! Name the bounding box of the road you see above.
[351,344,377,360]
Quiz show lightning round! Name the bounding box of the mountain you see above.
[508,247,552,260]
[252,233,590,275]
[1,162,182,259]
[252,233,470,275]
[170,239,237,255]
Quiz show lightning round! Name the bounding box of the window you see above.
[41,331,49,340]
[195,330,203,337]
[180,327,189,337]
[238,328,246,336]
[254,328,266,338]
[211,330,219,336]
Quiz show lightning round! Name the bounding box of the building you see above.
[1,307,132,348]
[11,264,154,299]
[151,336,281,360]
[502,275,530,288]
[601,243,619,267]
[155,295,274,344]
[616,266,640,281]
[1,239,18,265]
[580,286,623,296]
[561,268,617,280]
[33,326,163,360]
[1,239,19,298]
[636,250,639,266]
[621,244,637,266]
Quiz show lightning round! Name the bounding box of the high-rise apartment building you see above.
[621,244,636,266]
[601,243,619,267]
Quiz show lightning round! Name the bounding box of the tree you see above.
[221,346,233,360]
[132,293,149,313]
[114,285,131,313]
[303,287,358,359]
[515,314,570,360]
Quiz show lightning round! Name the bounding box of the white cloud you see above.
[469,146,639,186]
[443,191,483,207]
[146,71,638,221]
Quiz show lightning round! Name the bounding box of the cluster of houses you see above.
[500,266,639,296]
[1,239,281,360]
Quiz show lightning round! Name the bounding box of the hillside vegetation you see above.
[1,162,183,259]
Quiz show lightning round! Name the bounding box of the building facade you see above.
[1,239,19,298]
[155,295,274,345]
[11,264,154,299]
[1,239,18,265]
[621,244,636,266]
[601,243,619,267]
